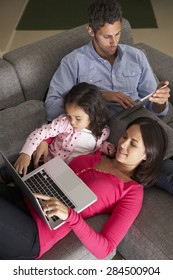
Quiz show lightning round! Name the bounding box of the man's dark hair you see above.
[87,0,122,33]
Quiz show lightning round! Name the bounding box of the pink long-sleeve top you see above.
[20,114,110,162]
[27,151,143,259]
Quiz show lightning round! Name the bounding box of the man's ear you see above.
[87,25,95,37]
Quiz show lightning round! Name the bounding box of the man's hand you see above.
[14,153,30,176]
[150,81,170,113]
[102,91,136,108]
[33,141,49,168]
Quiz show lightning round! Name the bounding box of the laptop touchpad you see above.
[55,170,81,192]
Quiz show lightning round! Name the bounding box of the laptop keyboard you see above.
[25,169,75,222]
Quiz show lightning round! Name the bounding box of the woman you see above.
[0,117,167,259]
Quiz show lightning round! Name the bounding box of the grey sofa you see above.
[0,19,173,260]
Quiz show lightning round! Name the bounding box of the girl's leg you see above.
[0,183,40,259]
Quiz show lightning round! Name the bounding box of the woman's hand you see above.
[34,193,69,220]
[33,140,49,168]
[14,153,31,176]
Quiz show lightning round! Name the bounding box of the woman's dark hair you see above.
[127,117,168,187]
[87,0,122,33]
[64,82,108,138]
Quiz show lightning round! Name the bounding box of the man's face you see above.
[88,21,122,59]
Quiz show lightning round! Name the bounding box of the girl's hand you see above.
[14,153,31,176]
[107,143,116,157]
[33,140,49,168]
[34,193,69,220]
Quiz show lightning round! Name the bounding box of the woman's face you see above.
[116,124,147,168]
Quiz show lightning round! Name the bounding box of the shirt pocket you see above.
[121,67,142,92]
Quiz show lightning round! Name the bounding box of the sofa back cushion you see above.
[0,100,46,168]
[3,19,134,103]
[0,59,24,111]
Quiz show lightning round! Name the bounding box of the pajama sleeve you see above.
[20,115,70,157]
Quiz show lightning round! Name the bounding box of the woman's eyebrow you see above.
[126,131,139,143]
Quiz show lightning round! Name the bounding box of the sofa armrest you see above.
[135,43,173,104]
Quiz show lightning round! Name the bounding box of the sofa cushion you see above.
[108,107,173,160]
[3,25,91,103]
[0,100,47,168]
[118,187,173,259]
[40,214,116,260]
[0,59,24,110]
[135,42,173,104]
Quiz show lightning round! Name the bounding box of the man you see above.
[45,0,170,122]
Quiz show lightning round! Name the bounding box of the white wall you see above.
[0,0,28,52]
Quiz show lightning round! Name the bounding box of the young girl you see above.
[14,82,115,176]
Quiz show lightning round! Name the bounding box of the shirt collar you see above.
[88,40,124,62]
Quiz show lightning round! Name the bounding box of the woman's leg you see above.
[0,183,40,259]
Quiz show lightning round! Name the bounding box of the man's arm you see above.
[102,90,136,108]
[45,57,78,122]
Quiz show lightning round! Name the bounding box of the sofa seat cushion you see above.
[0,100,47,167]
[40,214,116,260]
[118,187,173,259]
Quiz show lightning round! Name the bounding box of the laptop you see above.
[118,84,167,119]
[0,151,97,230]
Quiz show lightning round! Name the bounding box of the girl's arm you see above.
[20,115,68,157]
[95,126,116,155]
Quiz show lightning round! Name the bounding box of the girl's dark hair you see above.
[127,117,168,187]
[64,82,108,138]
[87,0,122,33]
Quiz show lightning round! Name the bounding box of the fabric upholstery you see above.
[136,43,173,104]
[0,58,24,110]
[118,187,173,259]
[0,100,46,167]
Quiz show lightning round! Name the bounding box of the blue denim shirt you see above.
[45,41,168,121]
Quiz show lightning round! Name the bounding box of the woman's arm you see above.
[35,178,143,259]
[66,184,143,259]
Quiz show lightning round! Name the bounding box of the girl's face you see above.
[65,103,91,131]
[116,124,147,168]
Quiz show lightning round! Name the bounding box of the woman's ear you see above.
[142,154,147,161]
[87,25,95,37]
